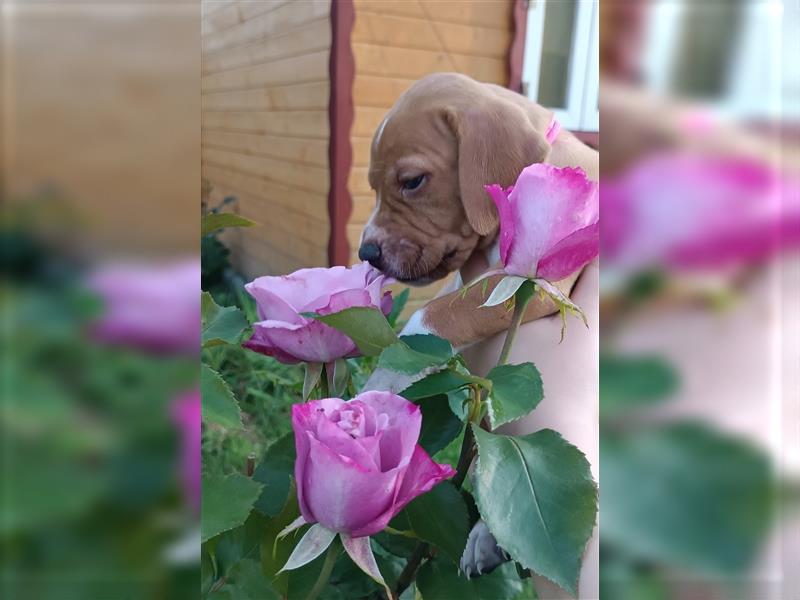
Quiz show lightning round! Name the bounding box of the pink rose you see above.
[243,262,392,364]
[601,154,800,274]
[171,388,201,514]
[87,259,200,354]
[292,392,455,537]
[485,164,599,280]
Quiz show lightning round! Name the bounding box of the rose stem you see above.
[396,283,536,596]
[305,541,339,600]
[395,385,481,595]
[496,280,535,366]
[394,542,428,598]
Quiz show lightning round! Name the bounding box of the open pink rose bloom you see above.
[244,262,392,364]
[292,391,455,537]
[485,164,599,280]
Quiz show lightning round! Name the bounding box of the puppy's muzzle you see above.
[358,242,382,269]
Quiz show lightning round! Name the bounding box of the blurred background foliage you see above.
[1,193,198,598]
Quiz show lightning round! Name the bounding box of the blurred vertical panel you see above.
[2,2,200,598]
[600,1,799,598]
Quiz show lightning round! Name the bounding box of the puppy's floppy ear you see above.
[444,101,551,236]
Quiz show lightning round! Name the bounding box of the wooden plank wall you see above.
[201,1,332,278]
[348,0,514,314]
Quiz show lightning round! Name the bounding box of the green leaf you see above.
[303,363,323,401]
[201,364,243,430]
[602,422,773,574]
[201,472,264,542]
[404,482,469,564]
[482,275,528,307]
[252,432,296,517]
[306,306,398,356]
[417,395,464,455]
[600,354,678,418]
[329,358,349,397]
[401,370,472,401]
[377,334,453,374]
[213,512,270,585]
[215,558,280,600]
[471,427,597,596]
[202,292,249,348]
[485,363,544,429]
[416,556,534,600]
[202,212,257,236]
[387,287,410,328]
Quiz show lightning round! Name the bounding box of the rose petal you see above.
[249,319,357,363]
[347,445,455,538]
[484,184,515,266]
[315,416,381,472]
[536,221,600,281]
[243,281,304,324]
[291,403,316,521]
[356,392,422,471]
[302,434,400,533]
[500,164,598,277]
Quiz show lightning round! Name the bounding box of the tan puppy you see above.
[360,73,600,598]
[360,72,598,346]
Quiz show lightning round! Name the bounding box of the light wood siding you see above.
[348,0,514,314]
[201,0,332,277]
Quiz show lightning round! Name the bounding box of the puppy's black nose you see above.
[358,242,382,267]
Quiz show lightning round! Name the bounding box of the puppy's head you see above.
[359,73,553,285]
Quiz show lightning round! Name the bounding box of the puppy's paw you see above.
[459,519,509,579]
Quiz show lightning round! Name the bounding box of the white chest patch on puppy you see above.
[400,308,434,337]
[484,241,501,267]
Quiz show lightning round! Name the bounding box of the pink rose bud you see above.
[292,392,455,537]
[485,164,599,281]
[243,262,392,364]
[87,259,200,355]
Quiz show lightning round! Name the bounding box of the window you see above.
[522,0,599,132]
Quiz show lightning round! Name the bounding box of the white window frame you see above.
[642,0,790,121]
[522,0,599,132]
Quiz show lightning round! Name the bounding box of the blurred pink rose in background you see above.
[171,388,201,514]
[243,262,392,364]
[601,154,800,275]
[87,259,200,354]
[292,391,455,537]
[485,164,599,281]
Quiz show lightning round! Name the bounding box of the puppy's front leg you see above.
[402,269,582,351]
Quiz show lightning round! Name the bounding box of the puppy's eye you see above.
[401,174,425,193]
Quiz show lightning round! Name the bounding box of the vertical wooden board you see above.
[353,0,511,29]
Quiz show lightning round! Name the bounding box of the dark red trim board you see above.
[327,0,356,266]
[508,0,529,92]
